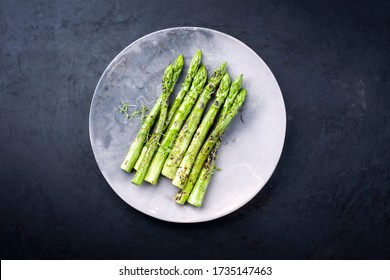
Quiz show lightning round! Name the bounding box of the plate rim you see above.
[89,26,287,223]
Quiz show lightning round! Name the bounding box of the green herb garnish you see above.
[118,102,149,122]
[118,102,136,120]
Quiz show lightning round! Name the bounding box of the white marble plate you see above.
[89,27,286,223]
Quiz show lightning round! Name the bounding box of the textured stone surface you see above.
[0,0,389,259]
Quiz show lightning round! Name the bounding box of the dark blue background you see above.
[1,0,389,259]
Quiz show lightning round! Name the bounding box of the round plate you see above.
[89,27,286,223]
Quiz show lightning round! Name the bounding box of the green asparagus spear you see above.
[172,73,231,189]
[120,55,184,172]
[175,88,247,204]
[132,64,175,185]
[161,62,228,180]
[187,138,221,207]
[187,75,244,206]
[134,50,202,171]
[140,65,207,184]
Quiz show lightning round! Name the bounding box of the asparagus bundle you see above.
[175,88,247,204]
[172,74,243,189]
[161,62,227,180]
[134,65,207,172]
[119,50,248,208]
[146,63,227,183]
[187,76,244,207]
[140,64,208,184]
[120,55,184,172]
[134,50,203,170]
